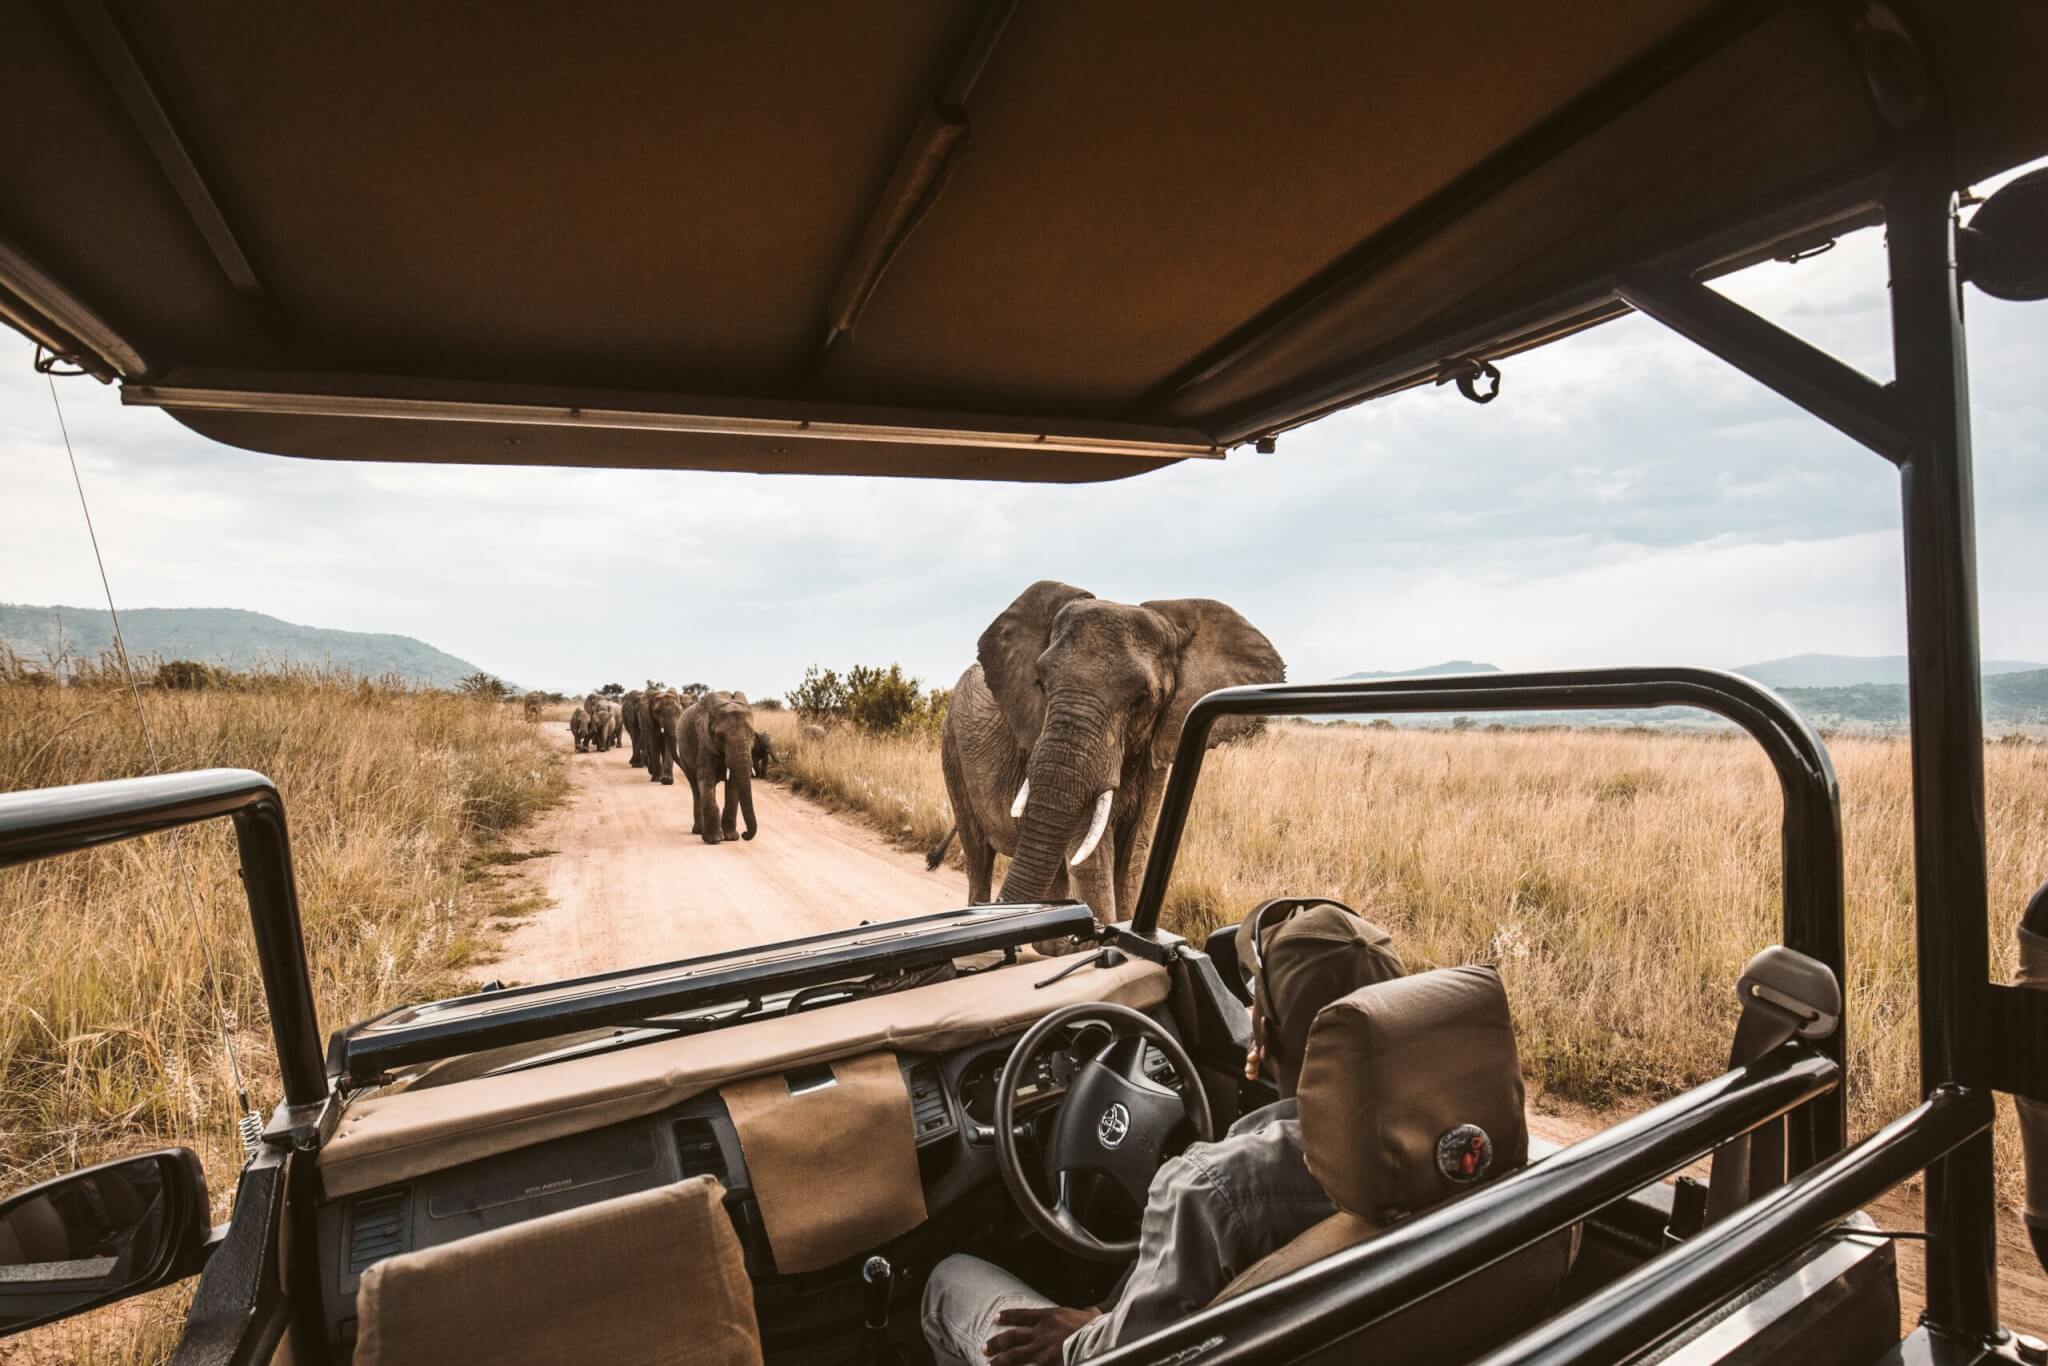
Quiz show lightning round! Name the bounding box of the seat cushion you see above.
[354,1178,761,1366]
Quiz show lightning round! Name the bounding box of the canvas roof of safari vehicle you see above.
[3,2,2044,482]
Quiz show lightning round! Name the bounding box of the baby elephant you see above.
[587,699,623,753]
[751,732,775,779]
[568,707,591,752]
[679,691,759,844]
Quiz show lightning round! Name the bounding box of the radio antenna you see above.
[47,372,264,1158]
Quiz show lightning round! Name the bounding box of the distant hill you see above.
[1339,661,1503,681]
[1778,669,2048,731]
[1736,653,2048,689]
[0,604,487,688]
[1318,656,2048,734]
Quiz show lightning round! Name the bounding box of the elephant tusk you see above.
[1069,789,1114,867]
[1011,778,1031,820]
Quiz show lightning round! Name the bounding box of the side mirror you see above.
[0,1149,210,1338]
[1203,924,1253,1005]
[1961,167,2048,302]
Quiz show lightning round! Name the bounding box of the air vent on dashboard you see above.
[674,1118,729,1184]
[346,1190,409,1274]
[905,1060,953,1144]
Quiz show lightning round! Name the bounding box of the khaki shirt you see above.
[1066,1099,1335,1362]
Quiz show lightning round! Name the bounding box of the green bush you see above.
[787,664,949,736]
[787,666,846,722]
[458,671,512,700]
[154,659,230,691]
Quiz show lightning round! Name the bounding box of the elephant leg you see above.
[719,770,740,840]
[1067,836,1117,926]
[698,772,721,843]
[963,837,995,905]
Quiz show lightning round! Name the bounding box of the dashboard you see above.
[316,1013,1189,1359]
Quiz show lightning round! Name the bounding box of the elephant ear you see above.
[1141,598,1285,769]
[977,580,1094,751]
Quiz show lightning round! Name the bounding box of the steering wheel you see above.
[994,1002,1213,1262]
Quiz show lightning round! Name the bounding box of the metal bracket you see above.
[260,1091,340,1155]
[1616,269,1914,466]
[1435,356,1501,404]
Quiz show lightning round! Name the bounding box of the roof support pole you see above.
[1614,270,1912,465]
[61,0,267,302]
[1888,141,1998,1343]
[817,0,1019,360]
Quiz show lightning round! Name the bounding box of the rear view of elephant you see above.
[643,690,684,784]
[939,580,1283,924]
[679,691,759,843]
[569,707,591,752]
[621,689,646,767]
[751,732,775,780]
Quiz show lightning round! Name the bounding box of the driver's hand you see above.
[985,1305,1102,1365]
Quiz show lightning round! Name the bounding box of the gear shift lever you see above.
[862,1256,893,1329]
[859,1257,900,1365]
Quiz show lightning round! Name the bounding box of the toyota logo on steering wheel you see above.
[1097,1102,1131,1149]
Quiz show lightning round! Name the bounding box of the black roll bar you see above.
[1095,1044,1842,1366]
[1130,666,1848,1157]
[0,768,326,1106]
[1473,1085,1993,1366]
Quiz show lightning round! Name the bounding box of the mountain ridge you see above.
[0,603,488,688]
[1328,657,2048,732]
[1734,652,2048,689]
[1338,660,1503,680]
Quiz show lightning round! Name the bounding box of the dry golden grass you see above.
[776,715,2048,1205]
[0,664,564,1362]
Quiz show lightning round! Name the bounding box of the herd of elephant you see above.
[556,580,1285,912]
[568,690,771,845]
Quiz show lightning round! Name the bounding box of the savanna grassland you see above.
[770,711,2048,1206]
[0,657,564,1361]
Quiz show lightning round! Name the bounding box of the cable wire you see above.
[47,374,260,1145]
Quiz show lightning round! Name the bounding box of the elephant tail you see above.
[925,825,957,871]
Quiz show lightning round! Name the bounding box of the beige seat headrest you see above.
[1296,965,1527,1225]
[354,1178,762,1366]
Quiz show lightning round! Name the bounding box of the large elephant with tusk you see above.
[936,581,1283,926]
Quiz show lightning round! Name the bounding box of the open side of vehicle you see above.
[3,3,2048,1363]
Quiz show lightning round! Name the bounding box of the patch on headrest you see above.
[1435,1124,1493,1185]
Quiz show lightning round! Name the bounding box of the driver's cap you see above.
[1247,903,1404,1064]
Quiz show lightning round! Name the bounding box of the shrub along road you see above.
[486,722,963,985]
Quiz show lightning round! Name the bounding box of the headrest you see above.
[1296,965,1527,1224]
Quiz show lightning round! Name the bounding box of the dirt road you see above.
[486,725,964,984]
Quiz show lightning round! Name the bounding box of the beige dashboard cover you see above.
[722,1051,927,1273]
[353,1178,761,1366]
[322,956,1167,1197]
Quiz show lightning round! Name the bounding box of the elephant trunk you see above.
[999,700,1120,906]
[736,760,758,840]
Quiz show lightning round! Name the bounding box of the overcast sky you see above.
[5,169,2044,699]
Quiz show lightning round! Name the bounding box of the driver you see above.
[921,902,1405,1366]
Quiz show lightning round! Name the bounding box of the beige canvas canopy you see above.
[2,1,2043,480]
